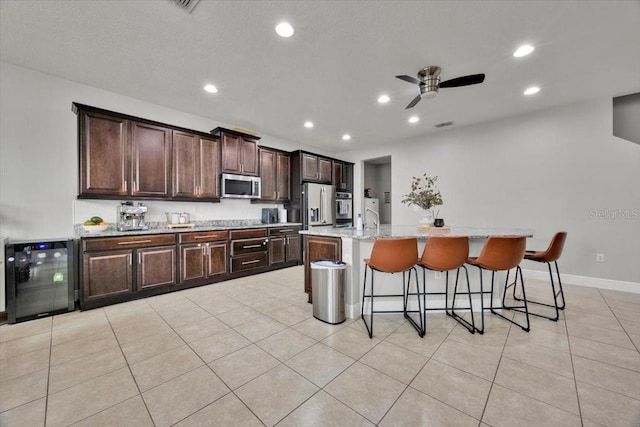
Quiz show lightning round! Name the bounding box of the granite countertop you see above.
[76,220,302,238]
[299,224,535,240]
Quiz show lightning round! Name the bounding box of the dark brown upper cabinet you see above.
[77,108,171,198]
[211,127,260,176]
[332,160,354,192]
[173,130,220,200]
[258,147,290,202]
[301,153,332,183]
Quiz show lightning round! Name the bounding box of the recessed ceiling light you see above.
[408,116,419,124]
[342,134,351,141]
[513,44,535,58]
[275,22,294,38]
[304,121,314,128]
[378,95,390,104]
[524,86,540,95]
[203,84,218,93]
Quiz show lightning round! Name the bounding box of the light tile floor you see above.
[1,266,639,426]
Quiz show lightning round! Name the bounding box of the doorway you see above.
[363,156,392,224]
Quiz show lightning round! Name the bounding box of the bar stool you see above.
[466,236,530,334]
[512,232,567,321]
[361,237,422,338]
[417,236,475,334]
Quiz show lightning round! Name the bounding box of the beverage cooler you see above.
[4,238,75,324]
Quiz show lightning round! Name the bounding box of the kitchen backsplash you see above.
[73,198,283,225]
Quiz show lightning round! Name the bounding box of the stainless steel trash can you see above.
[311,260,347,324]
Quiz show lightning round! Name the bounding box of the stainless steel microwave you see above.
[221,173,261,199]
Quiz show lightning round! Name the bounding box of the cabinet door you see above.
[304,236,341,298]
[179,244,206,282]
[276,152,291,201]
[302,153,319,181]
[221,133,241,173]
[240,138,259,175]
[131,122,171,197]
[137,246,176,290]
[332,161,343,189]
[207,242,228,277]
[79,111,128,196]
[198,136,220,198]
[83,250,133,301]
[259,149,277,201]
[343,163,354,193]
[173,130,198,198]
[318,158,332,183]
[286,235,301,263]
[269,237,285,265]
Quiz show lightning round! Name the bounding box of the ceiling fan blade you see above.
[396,75,420,85]
[439,73,485,88]
[405,94,422,109]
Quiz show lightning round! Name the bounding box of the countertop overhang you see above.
[299,225,535,239]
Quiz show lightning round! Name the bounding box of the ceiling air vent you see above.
[170,0,200,13]
[435,121,454,128]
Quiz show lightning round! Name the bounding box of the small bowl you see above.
[82,224,109,233]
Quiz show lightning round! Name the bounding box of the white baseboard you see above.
[522,269,640,294]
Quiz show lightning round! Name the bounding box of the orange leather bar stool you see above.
[361,237,422,338]
[417,236,475,334]
[511,232,567,321]
[466,236,530,334]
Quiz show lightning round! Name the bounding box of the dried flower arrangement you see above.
[401,173,443,210]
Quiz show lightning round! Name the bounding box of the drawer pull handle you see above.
[243,244,263,249]
[195,235,222,240]
[242,259,260,265]
[118,240,152,245]
[279,229,294,233]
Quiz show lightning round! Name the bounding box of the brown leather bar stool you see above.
[417,236,475,334]
[466,236,530,334]
[511,232,567,321]
[361,237,423,338]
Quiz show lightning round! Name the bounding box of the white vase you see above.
[419,209,435,226]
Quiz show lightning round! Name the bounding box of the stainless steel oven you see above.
[335,192,353,225]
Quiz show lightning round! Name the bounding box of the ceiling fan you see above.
[396,66,485,109]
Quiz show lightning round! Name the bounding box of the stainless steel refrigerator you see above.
[302,183,335,228]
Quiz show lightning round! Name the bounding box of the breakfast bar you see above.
[300,225,535,319]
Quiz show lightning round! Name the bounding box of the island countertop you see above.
[299,224,535,239]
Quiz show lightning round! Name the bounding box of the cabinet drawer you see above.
[229,228,267,240]
[231,237,268,256]
[179,230,227,244]
[83,234,176,251]
[268,226,300,236]
[231,252,268,272]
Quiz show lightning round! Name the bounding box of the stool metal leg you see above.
[512,260,565,321]
[494,266,530,332]
[449,265,475,334]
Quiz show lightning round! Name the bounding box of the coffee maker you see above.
[117,202,149,231]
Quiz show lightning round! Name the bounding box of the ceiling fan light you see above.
[421,89,438,99]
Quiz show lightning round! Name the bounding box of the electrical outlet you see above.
[596,253,605,263]
[434,271,442,279]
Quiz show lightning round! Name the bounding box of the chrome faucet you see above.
[366,208,380,233]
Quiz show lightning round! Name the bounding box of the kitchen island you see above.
[300,225,535,319]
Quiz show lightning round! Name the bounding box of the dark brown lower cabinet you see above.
[303,235,342,303]
[178,231,228,284]
[268,226,301,266]
[81,234,177,309]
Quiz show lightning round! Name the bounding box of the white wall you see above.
[341,99,640,284]
[0,61,319,311]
